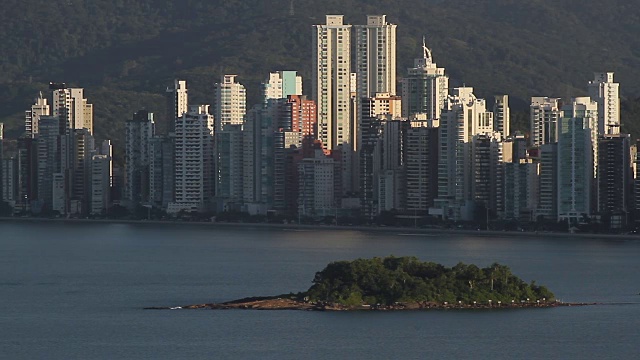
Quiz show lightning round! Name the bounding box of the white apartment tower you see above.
[355,15,397,98]
[263,71,303,102]
[401,38,448,121]
[25,92,50,137]
[493,95,510,139]
[588,72,620,135]
[313,15,352,151]
[434,87,496,220]
[52,88,93,134]
[168,105,215,214]
[530,97,562,147]
[166,80,188,128]
[214,75,247,131]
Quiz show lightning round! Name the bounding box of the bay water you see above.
[1,222,638,359]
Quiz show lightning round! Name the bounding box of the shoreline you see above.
[1,216,639,240]
[145,296,598,312]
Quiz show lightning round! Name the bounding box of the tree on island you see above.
[305,256,555,306]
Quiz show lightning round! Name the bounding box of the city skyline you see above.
[0,13,635,232]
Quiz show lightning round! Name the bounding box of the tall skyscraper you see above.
[530,97,562,147]
[359,93,402,217]
[504,159,538,221]
[90,153,112,215]
[70,128,95,214]
[355,15,397,99]
[493,95,510,139]
[216,124,245,205]
[536,143,558,220]
[313,15,352,151]
[36,116,62,212]
[125,110,155,206]
[149,136,174,209]
[25,92,50,137]
[401,38,448,121]
[166,80,188,132]
[168,105,215,214]
[298,147,336,216]
[263,71,303,102]
[597,134,631,216]
[471,133,503,216]
[52,87,93,134]
[405,115,440,213]
[588,72,620,135]
[435,87,496,220]
[557,98,598,223]
[214,75,247,131]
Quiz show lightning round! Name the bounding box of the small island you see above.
[148,256,593,311]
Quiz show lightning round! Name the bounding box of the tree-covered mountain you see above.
[2,0,640,153]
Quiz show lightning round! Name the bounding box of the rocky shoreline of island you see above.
[145,295,597,311]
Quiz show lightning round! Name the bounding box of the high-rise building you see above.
[377,119,405,213]
[405,115,439,213]
[70,128,95,214]
[216,124,245,205]
[503,133,527,163]
[401,38,448,121]
[52,87,93,134]
[471,133,503,217]
[1,156,18,207]
[355,15,397,99]
[90,154,112,215]
[214,75,247,131]
[434,87,495,220]
[263,71,303,102]
[493,95,510,139]
[286,95,317,141]
[168,105,215,214]
[359,93,402,217]
[36,116,62,212]
[16,137,37,212]
[166,80,188,132]
[25,92,50,137]
[504,159,539,221]
[530,97,562,147]
[313,15,352,151]
[557,99,597,223]
[149,136,174,209]
[298,148,336,216]
[597,134,631,215]
[125,110,155,206]
[588,72,620,135]
[536,143,558,220]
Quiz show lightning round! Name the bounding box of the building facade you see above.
[168,105,215,214]
[313,15,352,151]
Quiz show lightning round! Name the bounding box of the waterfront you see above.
[1,222,639,359]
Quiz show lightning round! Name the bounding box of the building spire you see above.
[423,36,433,64]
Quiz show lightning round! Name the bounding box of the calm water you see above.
[1,222,639,359]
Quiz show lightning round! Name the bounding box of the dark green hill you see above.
[2,0,640,151]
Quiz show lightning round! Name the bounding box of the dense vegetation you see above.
[306,256,554,306]
[2,0,640,154]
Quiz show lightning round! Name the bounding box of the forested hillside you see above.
[2,0,640,151]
